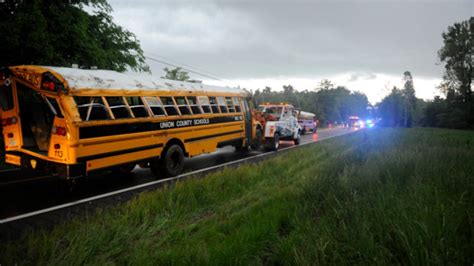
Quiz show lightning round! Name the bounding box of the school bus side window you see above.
[144,96,165,116]
[225,97,235,113]
[161,97,179,116]
[186,96,202,114]
[105,97,131,119]
[197,96,212,114]
[125,97,149,118]
[74,96,110,121]
[233,97,241,112]
[217,96,228,113]
[174,97,191,115]
[209,97,220,113]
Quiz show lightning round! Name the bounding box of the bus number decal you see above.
[15,71,40,88]
[55,150,63,158]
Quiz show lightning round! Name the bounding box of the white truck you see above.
[258,103,301,151]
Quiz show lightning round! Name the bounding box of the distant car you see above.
[348,116,361,128]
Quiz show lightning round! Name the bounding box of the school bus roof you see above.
[9,65,245,96]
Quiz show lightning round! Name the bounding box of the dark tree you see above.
[434,16,474,128]
[402,71,417,127]
[0,0,149,72]
[378,87,405,127]
[438,17,473,103]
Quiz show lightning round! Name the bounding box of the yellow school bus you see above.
[0,65,261,178]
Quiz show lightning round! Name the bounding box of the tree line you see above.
[250,82,370,126]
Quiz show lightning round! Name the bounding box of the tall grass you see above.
[1,128,473,264]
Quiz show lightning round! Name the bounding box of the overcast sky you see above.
[108,0,473,103]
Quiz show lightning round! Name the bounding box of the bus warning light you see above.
[2,117,17,126]
[42,81,55,91]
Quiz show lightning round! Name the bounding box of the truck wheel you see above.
[294,133,301,145]
[300,127,306,135]
[151,144,184,178]
[265,133,280,151]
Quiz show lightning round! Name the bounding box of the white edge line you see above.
[0,129,355,224]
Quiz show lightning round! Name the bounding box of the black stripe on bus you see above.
[184,130,244,143]
[77,143,164,162]
[79,115,243,139]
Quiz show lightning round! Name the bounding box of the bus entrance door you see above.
[242,99,253,147]
[1,77,22,165]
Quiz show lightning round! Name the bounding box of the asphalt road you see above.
[0,126,354,219]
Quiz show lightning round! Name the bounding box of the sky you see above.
[107,0,473,104]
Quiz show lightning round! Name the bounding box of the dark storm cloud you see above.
[109,0,473,79]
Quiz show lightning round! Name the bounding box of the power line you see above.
[145,56,227,81]
[143,54,237,87]
[144,51,227,80]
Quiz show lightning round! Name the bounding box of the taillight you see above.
[2,117,18,126]
[42,81,55,91]
[52,126,67,136]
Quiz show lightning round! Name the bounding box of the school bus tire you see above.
[151,144,185,178]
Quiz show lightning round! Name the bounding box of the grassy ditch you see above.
[2,128,473,264]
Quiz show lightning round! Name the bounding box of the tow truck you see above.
[257,103,301,151]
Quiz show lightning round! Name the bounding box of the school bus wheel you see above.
[151,144,185,178]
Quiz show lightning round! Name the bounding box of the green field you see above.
[2,128,473,264]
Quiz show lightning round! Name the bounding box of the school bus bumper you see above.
[5,152,84,179]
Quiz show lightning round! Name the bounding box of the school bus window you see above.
[125,97,149,118]
[225,97,235,113]
[106,97,131,119]
[144,96,165,116]
[197,96,212,114]
[161,97,179,116]
[209,97,220,113]
[43,96,64,118]
[217,96,228,113]
[74,96,110,121]
[186,96,202,114]
[174,96,191,115]
[233,97,242,112]
[0,83,14,111]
